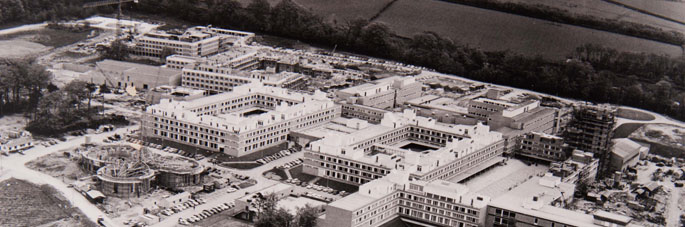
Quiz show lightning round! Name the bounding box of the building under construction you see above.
[79,145,204,197]
[564,103,617,179]
[149,156,204,190]
[97,161,155,198]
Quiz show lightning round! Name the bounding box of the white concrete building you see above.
[337,76,423,110]
[143,82,340,157]
[323,170,490,227]
[132,26,254,58]
[301,109,505,185]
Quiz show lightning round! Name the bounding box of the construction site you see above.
[78,144,205,198]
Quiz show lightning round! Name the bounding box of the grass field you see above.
[500,0,685,32]
[293,0,394,23]
[617,108,656,121]
[613,0,685,23]
[0,28,91,48]
[374,0,682,59]
[0,178,96,227]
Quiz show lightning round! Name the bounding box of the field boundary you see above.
[369,0,400,21]
[431,0,685,46]
[602,0,685,26]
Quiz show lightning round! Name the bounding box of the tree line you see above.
[129,0,685,121]
[2,0,685,121]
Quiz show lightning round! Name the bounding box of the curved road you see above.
[0,125,137,227]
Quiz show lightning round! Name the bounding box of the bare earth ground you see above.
[0,178,96,227]
[374,0,683,59]
[25,150,89,185]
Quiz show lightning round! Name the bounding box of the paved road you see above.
[151,150,304,227]
[0,125,138,227]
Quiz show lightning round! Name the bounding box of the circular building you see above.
[96,161,155,198]
[79,145,149,173]
[149,156,204,190]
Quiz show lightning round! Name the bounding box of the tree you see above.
[246,0,272,32]
[294,204,318,227]
[102,39,130,61]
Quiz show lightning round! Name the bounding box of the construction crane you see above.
[83,0,139,36]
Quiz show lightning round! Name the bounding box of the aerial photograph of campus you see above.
[0,0,685,227]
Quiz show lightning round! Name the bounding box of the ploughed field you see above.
[373,0,683,59]
[0,178,96,227]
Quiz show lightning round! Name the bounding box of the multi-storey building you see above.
[131,26,254,58]
[340,103,389,124]
[168,48,307,92]
[143,82,340,157]
[516,132,570,162]
[485,174,637,227]
[337,76,423,109]
[564,103,616,178]
[301,109,505,186]
[323,170,490,227]
[549,150,599,184]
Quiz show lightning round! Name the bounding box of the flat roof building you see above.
[302,109,505,186]
[609,138,648,173]
[132,26,254,58]
[323,170,490,227]
[143,82,340,156]
[485,174,637,227]
[517,132,570,162]
[337,76,422,110]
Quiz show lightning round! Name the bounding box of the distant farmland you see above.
[374,0,683,59]
[500,0,685,32]
[293,0,395,22]
[235,0,394,23]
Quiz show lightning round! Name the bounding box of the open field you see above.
[0,28,92,48]
[293,0,394,23]
[0,40,49,59]
[499,0,685,32]
[374,0,683,59]
[613,0,685,23]
[0,178,96,227]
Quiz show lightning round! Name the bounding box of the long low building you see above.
[301,109,505,186]
[323,170,490,227]
[143,82,340,156]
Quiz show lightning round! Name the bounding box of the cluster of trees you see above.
[132,0,685,121]
[0,0,98,26]
[26,79,128,136]
[252,193,318,227]
[440,0,685,45]
[0,59,53,116]
[3,0,685,121]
